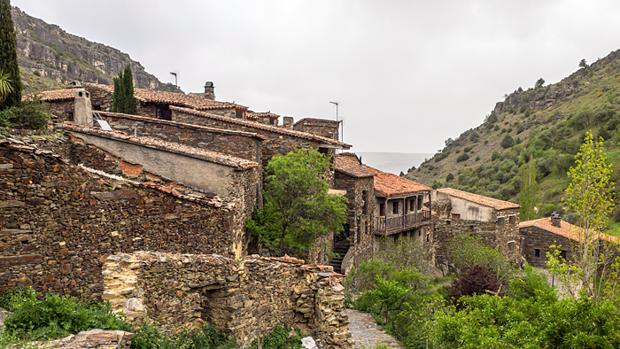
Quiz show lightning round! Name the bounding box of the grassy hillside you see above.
[408,49,620,233]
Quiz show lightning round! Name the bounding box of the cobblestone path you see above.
[346,309,402,349]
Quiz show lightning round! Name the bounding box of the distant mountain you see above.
[357,152,432,175]
[12,6,180,93]
[408,49,620,223]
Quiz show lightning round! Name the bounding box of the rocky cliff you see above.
[12,6,180,93]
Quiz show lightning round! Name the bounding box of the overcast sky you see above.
[12,0,620,153]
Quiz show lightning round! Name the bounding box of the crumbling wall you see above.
[103,252,352,348]
[0,136,246,299]
[100,112,263,162]
[293,118,340,140]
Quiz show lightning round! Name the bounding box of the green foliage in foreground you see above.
[249,325,303,349]
[246,149,347,255]
[0,287,130,342]
[131,323,237,349]
[0,100,50,129]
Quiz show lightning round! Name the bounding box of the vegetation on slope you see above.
[409,50,620,231]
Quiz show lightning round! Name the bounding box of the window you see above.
[534,249,541,257]
[409,198,416,212]
[560,250,568,259]
[508,216,516,224]
[497,217,505,225]
[392,201,400,215]
[418,231,422,237]
[417,195,423,210]
[451,213,461,220]
[362,191,368,214]
[379,202,385,216]
[469,225,475,232]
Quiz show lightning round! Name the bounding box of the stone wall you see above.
[99,112,263,162]
[0,136,247,299]
[520,226,575,268]
[46,100,75,122]
[171,107,341,167]
[293,118,340,140]
[333,172,375,273]
[433,207,521,271]
[103,252,352,348]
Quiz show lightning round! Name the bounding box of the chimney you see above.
[550,211,561,227]
[282,116,294,129]
[73,88,93,126]
[204,81,215,100]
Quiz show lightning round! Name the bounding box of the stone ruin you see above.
[102,251,352,348]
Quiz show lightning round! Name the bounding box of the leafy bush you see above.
[0,101,50,129]
[500,135,515,148]
[445,173,454,182]
[0,288,130,342]
[448,265,504,299]
[131,323,237,349]
[249,325,303,349]
[456,153,469,162]
[447,235,513,281]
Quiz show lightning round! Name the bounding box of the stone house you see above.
[333,153,376,273]
[293,118,341,140]
[370,167,433,239]
[246,111,280,126]
[519,216,619,268]
[432,187,521,269]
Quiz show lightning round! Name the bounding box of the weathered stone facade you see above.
[0,135,251,298]
[520,225,575,268]
[293,118,340,140]
[99,112,264,162]
[103,251,352,348]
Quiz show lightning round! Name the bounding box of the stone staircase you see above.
[330,240,350,274]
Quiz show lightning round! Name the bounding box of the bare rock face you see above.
[11,6,181,93]
[30,330,133,349]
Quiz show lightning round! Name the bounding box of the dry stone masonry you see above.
[103,251,352,348]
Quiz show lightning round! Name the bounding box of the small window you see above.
[534,249,541,257]
[418,231,421,237]
[498,217,505,225]
[451,213,461,220]
[362,191,368,215]
[426,233,430,242]
[379,202,385,216]
[417,195,423,210]
[446,219,451,225]
[508,216,516,224]
[469,225,475,232]
[392,201,400,215]
[409,198,416,212]
[560,250,568,259]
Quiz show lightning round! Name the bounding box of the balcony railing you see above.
[375,210,431,235]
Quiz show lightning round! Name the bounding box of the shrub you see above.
[250,325,303,349]
[447,235,513,281]
[0,101,50,129]
[445,173,454,182]
[131,323,237,349]
[0,288,130,342]
[456,153,469,162]
[500,135,515,148]
[448,265,504,299]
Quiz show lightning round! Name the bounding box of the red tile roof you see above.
[519,217,619,244]
[86,84,246,111]
[25,88,77,102]
[170,106,350,148]
[437,188,519,210]
[334,153,374,178]
[367,166,431,196]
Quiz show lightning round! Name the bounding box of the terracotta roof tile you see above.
[438,188,519,210]
[334,153,374,178]
[170,106,350,148]
[367,166,431,196]
[25,88,77,102]
[62,123,259,170]
[86,84,246,111]
[519,217,619,244]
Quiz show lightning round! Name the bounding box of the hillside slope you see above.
[408,49,620,226]
[12,6,180,93]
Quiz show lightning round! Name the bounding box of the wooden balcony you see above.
[375,211,431,235]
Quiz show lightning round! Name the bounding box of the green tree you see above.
[548,131,617,300]
[111,65,136,114]
[246,149,347,255]
[535,78,545,89]
[0,0,22,109]
[519,159,538,221]
[500,134,514,148]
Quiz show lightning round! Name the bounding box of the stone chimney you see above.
[282,116,294,129]
[550,211,561,227]
[204,81,215,100]
[73,88,93,126]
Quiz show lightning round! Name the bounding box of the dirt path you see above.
[346,309,402,349]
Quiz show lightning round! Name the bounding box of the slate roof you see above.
[86,84,247,111]
[437,188,520,210]
[519,217,619,244]
[170,106,350,148]
[334,153,375,178]
[367,166,431,197]
[247,111,280,121]
[62,123,259,170]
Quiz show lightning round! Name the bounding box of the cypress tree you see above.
[111,76,121,112]
[122,65,136,114]
[0,0,23,109]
